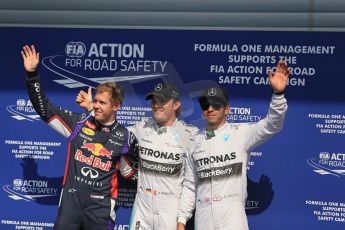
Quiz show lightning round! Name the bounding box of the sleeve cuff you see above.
[177,217,187,225]
[26,71,39,80]
[272,93,285,100]
[272,90,284,95]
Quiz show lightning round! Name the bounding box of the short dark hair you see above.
[96,82,124,103]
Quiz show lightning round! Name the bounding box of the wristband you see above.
[273,90,284,95]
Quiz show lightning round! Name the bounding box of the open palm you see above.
[268,60,290,93]
[21,45,39,72]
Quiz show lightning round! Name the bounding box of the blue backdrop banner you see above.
[1,27,345,230]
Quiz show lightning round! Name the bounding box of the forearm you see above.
[25,71,80,137]
[245,93,287,151]
[177,181,196,225]
[177,151,197,225]
[266,93,288,131]
[119,131,139,179]
[26,71,50,121]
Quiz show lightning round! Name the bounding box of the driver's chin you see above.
[206,117,218,124]
[153,114,166,124]
[95,114,104,122]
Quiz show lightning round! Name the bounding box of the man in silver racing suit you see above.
[177,60,289,230]
[77,83,198,230]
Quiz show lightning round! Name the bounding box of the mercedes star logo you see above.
[208,88,217,96]
[155,83,163,91]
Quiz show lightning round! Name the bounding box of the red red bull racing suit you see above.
[177,94,287,230]
[128,118,198,230]
[26,72,138,230]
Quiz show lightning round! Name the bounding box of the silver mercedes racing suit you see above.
[128,118,198,230]
[177,94,287,230]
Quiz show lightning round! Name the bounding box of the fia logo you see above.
[65,41,86,58]
[307,151,345,177]
[6,99,40,122]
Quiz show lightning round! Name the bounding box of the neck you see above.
[206,120,226,131]
[100,119,116,126]
[157,117,177,127]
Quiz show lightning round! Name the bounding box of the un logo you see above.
[65,41,86,58]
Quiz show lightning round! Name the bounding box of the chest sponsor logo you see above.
[197,162,243,182]
[140,158,182,175]
[75,150,112,171]
[81,141,112,159]
[81,167,99,179]
[139,146,180,161]
[82,127,95,136]
[195,152,236,167]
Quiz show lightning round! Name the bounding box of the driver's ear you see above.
[225,105,230,114]
[113,102,121,112]
[174,100,181,111]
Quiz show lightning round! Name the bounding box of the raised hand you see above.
[177,223,185,230]
[268,60,290,94]
[21,45,40,72]
[76,87,94,111]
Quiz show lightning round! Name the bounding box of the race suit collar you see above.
[154,118,178,134]
[204,122,229,139]
[94,118,119,133]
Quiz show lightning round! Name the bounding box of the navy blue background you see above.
[1,27,345,229]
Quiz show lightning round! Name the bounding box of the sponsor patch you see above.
[82,127,95,136]
[135,221,140,230]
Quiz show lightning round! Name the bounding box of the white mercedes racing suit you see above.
[177,94,287,230]
[128,118,198,230]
